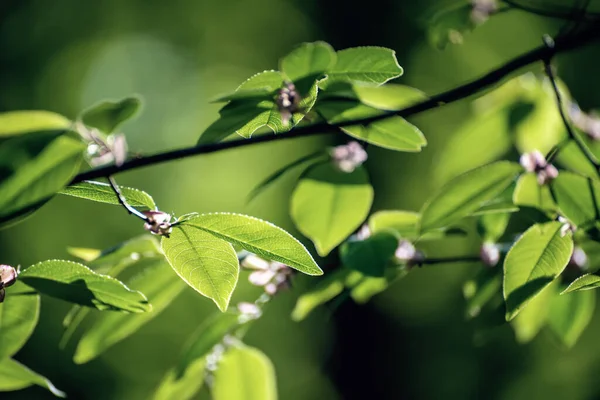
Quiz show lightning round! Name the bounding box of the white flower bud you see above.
[237,302,262,319]
[331,141,368,173]
[241,254,270,271]
[480,242,500,267]
[569,247,588,269]
[142,211,173,237]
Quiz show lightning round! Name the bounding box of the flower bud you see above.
[480,242,500,267]
[471,0,497,24]
[558,216,576,237]
[519,150,558,185]
[0,265,18,303]
[276,82,301,126]
[330,141,368,173]
[569,247,588,270]
[237,302,262,319]
[142,210,173,237]
[394,240,425,267]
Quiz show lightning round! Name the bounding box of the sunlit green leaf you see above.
[291,163,373,256]
[511,280,557,343]
[19,260,150,312]
[477,212,511,242]
[548,289,595,348]
[213,346,277,400]
[88,235,162,274]
[0,282,39,359]
[556,140,599,179]
[503,222,573,320]
[420,162,522,232]
[352,84,427,110]
[368,210,420,237]
[0,358,65,397]
[0,111,71,137]
[280,41,336,82]
[562,274,600,294]
[552,171,600,227]
[161,225,238,311]
[463,268,501,319]
[60,180,156,210]
[291,269,350,321]
[153,358,206,400]
[67,247,102,262]
[340,232,398,277]
[81,96,142,134]
[427,2,476,49]
[345,268,408,303]
[512,172,555,212]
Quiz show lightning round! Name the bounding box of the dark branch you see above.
[107,176,149,221]
[503,0,600,21]
[71,26,600,184]
[419,256,482,265]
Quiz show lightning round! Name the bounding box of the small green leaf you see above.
[368,210,420,237]
[345,268,408,303]
[153,358,206,400]
[556,141,599,178]
[477,212,511,242]
[89,235,162,274]
[562,274,600,294]
[427,2,477,49]
[291,269,350,321]
[0,131,85,227]
[511,280,557,343]
[19,260,150,312]
[0,111,71,137]
[0,358,65,397]
[291,163,374,256]
[73,260,186,364]
[60,180,156,210]
[420,161,523,232]
[161,225,239,311]
[549,289,595,348]
[67,247,102,262]
[322,46,403,87]
[81,96,142,133]
[183,213,322,275]
[0,282,40,359]
[352,84,427,110]
[340,232,398,277]
[463,268,502,319]
[503,222,573,320]
[213,346,277,400]
[552,171,600,227]
[513,173,556,212]
[280,41,336,82]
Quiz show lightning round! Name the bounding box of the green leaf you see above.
[291,163,373,256]
[0,358,65,398]
[291,269,350,321]
[88,235,162,274]
[345,268,408,303]
[0,131,85,227]
[549,289,595,348]
[81,96,142,133]
[556,141,599,178]
[340,232,398,277]
[280,41,336,82]
[368,210,420,237]
[213,346,277,400]
[153,358,206,400]
[562,274,600,294]
[19,260,150,312]
[0,111,71,137]
[352,84,427,110]
[463,268,502,318]
[183,213,322,275]
[73,260,186,364]
[477,212,511,242]
[0,282,40,359]
[420,162,523,232]
[161,224,239,311]
[427,2,476,49]
[503,222,573,320]
[60,180,156,210]
[67,247,102,262]
[321,47,402,88]
[513,173,556,212]
[552,171,600,227]
[511,280,557,343]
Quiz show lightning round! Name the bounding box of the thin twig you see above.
[503,0,600,21]
[70,26,600,184]
[419,256,482,265]
[107,176,148,221]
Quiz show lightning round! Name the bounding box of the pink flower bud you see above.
[569,247,588,269]
[143,210,173,237]
[394,240,425,267]
[480,242,500,267]
[0,265,18,303]
[330,141,368,173]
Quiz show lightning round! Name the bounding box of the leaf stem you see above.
[107,176,148,221]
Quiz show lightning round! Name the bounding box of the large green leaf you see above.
[548,289,595,348]
[0,131,85,226]
[19,260,150,312]
[161,225,238,311]
[280,41,336,82]
[321,46,403,87]
[420,162,522,232]
[0,111,71,137]
[81,96,142,133]
[0,358,65,397]
[511,281,557,343]
[213,346,277,400]
[562,274,600,294]
[0,282,40,359]
[291,269,350,321]
[60,180,156,210]
[73,260,186,364]
[503,222,573,320]
[291,163,373,256]
[513,173,556,212]
[552,171,600,227]
[340,232,398,277]
[183,213,322,275]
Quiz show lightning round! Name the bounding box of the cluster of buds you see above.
[569,103,600,140]
[558,216,576,237]
[142,210,173,237]
[0,265,18,303]
[330,141,368,173]
[78,123,128,167]
[470,0,498,24]
[394,240,425,268]
[276,81,301,126]
[519,150,559,185]
[241,255,292,296]
[480,242,500,267]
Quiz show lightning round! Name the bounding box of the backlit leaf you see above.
[0,282,40,359]
[60,180,156,210]
[0,358,65,397]
[81,96,142,134]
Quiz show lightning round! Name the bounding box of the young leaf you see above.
[503,222,573,320]
[161,225,239,311]
[0,282,40,359]
[291,269,350,321]
[0,358,65,398]
[0,111,71,137]
[562,274,600,294]
[352,84,427,110]
[551,171,600,227]
[420,161,522,232]
[511,280,557,343]
[73,260,186,364]
[477,212,510,242]
[81,96,142,134]
[368,210,420,237]
[182,213,322,275]
[153,358,206,400]
[427,2,476,49]
[463,268,502,318]
[340,232,398,277]
[291,163,374,256]
[548,289,595,348]
[280,41,336,82]
[321,46,403,87]
[19,260,150,312]
[345,268,408,304]
[0,131,86,227]
[213,346,277,400]
[513,173,556,212]
[60,180,156,210]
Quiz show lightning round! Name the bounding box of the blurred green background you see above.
[2,0,600,399]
